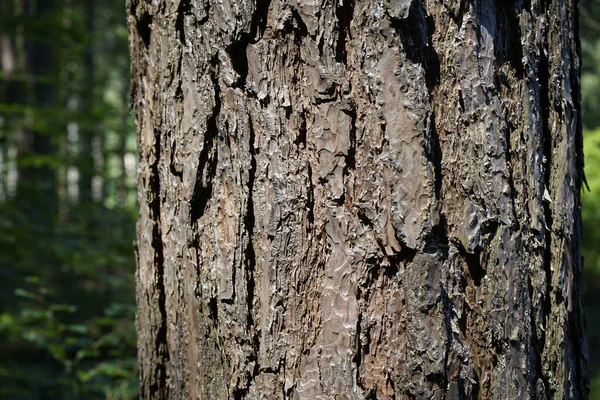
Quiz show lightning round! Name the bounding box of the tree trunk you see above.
[79,0,96,203]
[18,0,57,220]
[129,0,588,398]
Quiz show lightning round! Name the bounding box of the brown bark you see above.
[129,0,588,398]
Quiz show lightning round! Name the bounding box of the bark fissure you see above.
[528,273,549,398]
[244,113,258,344]
[227,41,249,88]
[392,0,440,92]
[175,0,191,46]
[538,26,554,352]
[190,65,220,222]
[335,0,354,64]
[343,107,357,174]
[134,10,152,49]
[494,2,525,78]
[456,240,485,287]
[149,131,169,396]
[504,117,520,230]
[249,0,272,42]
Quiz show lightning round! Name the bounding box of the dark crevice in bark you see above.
[454,240,486,286]
[383,258,402,278]
[353,313,363,384]
[227,0,272,88]
[539,0,551,13]
[343,107,357,173]
[425,372,446,395]
[472,367,481,399]
[423,15,441,92]
[232,386,248,399]
[232,111,259,400]
[392,2,440,93]
[135,11,152,49]
[294,110,307,148]
[227,40,249,88]
[306,163,315,226]
[148,129,169,396]
[356,209,374,231]
[504,117,520,230]
[334,0,354,64]
[318,33,325,58]
[424,111,442,201]
[249,0,272,42]
[446,1,468,28]
[245,116,258,333]
[190,65,220,222]
[332,192,346,206]
[428,214,450,251]
[494,2,525,78]
[209,297,219,321]
[176,0,191,46]
[527,274,549,399]
[458,89,466,112]
[258,357,284,375]
[314,93,338,104]
[288,8,309,40]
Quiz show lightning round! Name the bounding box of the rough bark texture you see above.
[129,0,588,398]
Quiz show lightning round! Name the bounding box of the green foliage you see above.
[581,1,600,397]
[583,128,600,274]
[0,0,138,398]
[583,128,600,399]
[0,203,138,399]
[582,0,600,131]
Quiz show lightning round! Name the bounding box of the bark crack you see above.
[175,0,191,46]
[335,0,354,64]
[245,114,258,341]
[343,107,357,174]
[294,109,307,148]
[148,128,170,396]
[134,10,152,49]
[190,62,220,222]
[306,162,315,227]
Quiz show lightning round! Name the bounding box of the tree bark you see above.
[129,0,588,398]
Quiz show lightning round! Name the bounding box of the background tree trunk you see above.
[129,0,588,398]
[19,0,57,222]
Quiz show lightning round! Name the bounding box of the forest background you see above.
[0,0,599,399]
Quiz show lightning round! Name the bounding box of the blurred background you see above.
[580,0,600,397]
[0,1,598,399]
[0,0,137,398]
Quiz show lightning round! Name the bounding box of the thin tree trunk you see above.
[18,0,57,220]
[129,0,588,398]
[79,0,96,202]
[0,0,15,201]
